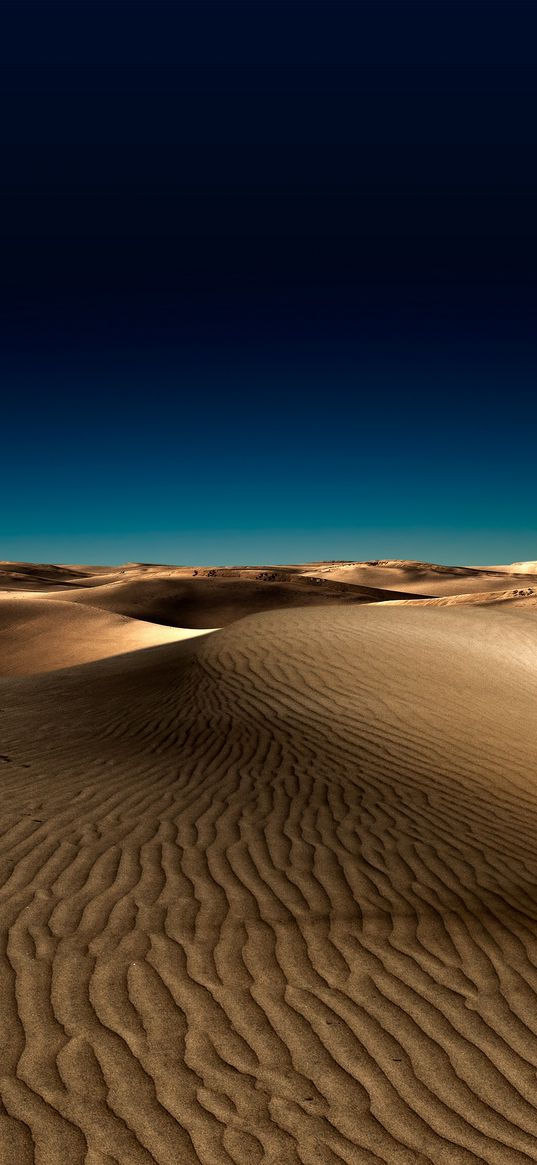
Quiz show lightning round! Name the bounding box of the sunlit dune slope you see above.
[1,603,537,1162]
[379,586,537,609]
[301,559,537,596]
[0,594,212,675]
[493,561,537,574]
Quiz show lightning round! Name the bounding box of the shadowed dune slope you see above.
[43,574,421,627]
[0,595,213,675]
[2,604,537,1162]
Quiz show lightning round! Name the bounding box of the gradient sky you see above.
[2,0,537,566]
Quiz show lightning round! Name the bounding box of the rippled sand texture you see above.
[2,596,537,1163]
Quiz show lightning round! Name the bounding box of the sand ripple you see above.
[1,604,537,1163]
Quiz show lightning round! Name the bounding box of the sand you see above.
[300,559,537,596]
[0,595,215,677]
[380,587,537,610]
[1,559,537,1163]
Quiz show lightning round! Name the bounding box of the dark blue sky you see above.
[2,1,537,565]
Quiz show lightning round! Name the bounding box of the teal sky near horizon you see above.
[2,1,537,568]
[2,341,537,569]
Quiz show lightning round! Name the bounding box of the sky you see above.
[2,0,537,566]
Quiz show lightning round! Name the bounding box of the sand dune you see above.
[7,556,537,611]
[43,573,422,628]
[301,560,537,596]
[0,562,116,591]
[2,561,425,626]
[492,561,537,575]
[1,567,537,1163]
[379,586,537,609]
[0,594,213,676]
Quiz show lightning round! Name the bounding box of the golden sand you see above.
[1,561,537,1163]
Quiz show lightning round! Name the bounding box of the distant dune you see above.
[301,559,537,596]
[1,561,537,1162]
[6,557,537,627]
[494,560,537,574]
[43,573,424,628]
[0,562,115,590]
[380,586,537,609]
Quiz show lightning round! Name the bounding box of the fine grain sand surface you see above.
[1,560,537,1163]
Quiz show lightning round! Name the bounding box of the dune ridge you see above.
[1,582,537,1162]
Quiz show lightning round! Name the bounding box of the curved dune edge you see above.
[377,585,537,609]
[301,561,537,596]
[0,593,217,675]
[1,603,537,1162]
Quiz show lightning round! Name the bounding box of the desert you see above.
[1,558,537,1163]
[4,0,536,1157]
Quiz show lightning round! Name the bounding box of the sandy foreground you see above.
[1,560,537,1163]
